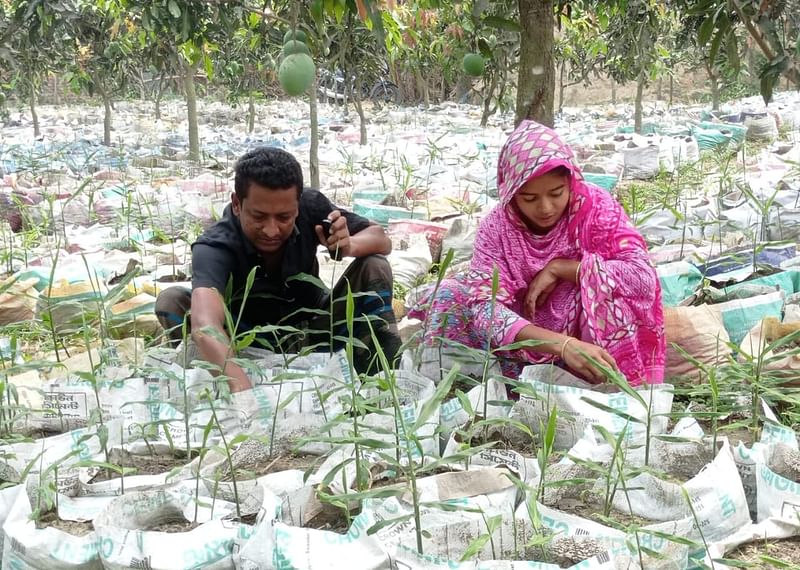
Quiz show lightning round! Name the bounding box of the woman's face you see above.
[513,170,570,234]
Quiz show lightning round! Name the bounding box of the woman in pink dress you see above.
[410,121,665,386]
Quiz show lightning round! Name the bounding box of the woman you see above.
[410,121,665,386]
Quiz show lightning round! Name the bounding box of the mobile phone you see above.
[321,217,333,239]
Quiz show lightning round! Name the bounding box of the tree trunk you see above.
[102,90,112,146]
[183,61,200,161]
[136,70,147,100]
[557,60,565,113]
[611,80,617,105]
[454,73,472,104]
[634,73,645,134]
[656,77,663,100]
[515,0,555,127]
[52,75,60,105]
[710,73,720,111]
[247,94,255,133]
[415,68,430,108]
[30,85,40,138]
[154,72,166,120]
[669,75,674,107]
[353,75,367,145]
[481,69,499,128]
[309,76,320,188]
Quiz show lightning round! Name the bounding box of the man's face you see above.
[231,183,299,255]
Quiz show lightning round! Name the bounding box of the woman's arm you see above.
[514,323,618,382]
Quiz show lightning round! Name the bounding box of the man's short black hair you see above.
[234,147,304,201]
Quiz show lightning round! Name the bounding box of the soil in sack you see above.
[217,440,318,482]
[303,501,350,533]
[88,447,195,482]
[542,437,717,529]
[147,515,201,533]
[453,419,540,456]
[553,496,654,529]
[36,510,94,536]
[727,536,800,568]
[765,442,800,483]
[155,271,187,282]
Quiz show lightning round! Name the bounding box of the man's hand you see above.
[191,288,253,393]
[315,209,351,258]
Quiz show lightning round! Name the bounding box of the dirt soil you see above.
[454,425,538,457]
[554,496,653,529]
[36,510,94,536]
[155,272,187,283]
[147,518,201,533]
[88,449,191,483]
[727,537,800,568]
[221,453,318,482]
[304,502,351,533]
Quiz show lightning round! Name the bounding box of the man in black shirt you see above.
[154,147,401,392]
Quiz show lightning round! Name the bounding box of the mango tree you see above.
[451,0,520,127]
[602,0,674,133]
[321,7,391,144]
[382,3,466,106]
[684,0,800,103]
[674,7,743,110]
[0,0,12,116]
[554,5,608,112]
[8,0,79,137]
[129,33,180,121]
[131,0,246,161]
[516,0,556,126]
[68,0,135,146]
[218,9,280,134]
[271,0,388,184]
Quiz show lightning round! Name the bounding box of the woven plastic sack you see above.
[744,113,778,142]
[622,145,660,179]
[664,305,731,381]
[38,279,106,334]
[657,261,702,306]
[107,292,160,338]
[0,276,39,325]
[714,290,785,345]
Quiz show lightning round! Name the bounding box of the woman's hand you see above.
[525,259,579,320]
[562,338,619,384]
[525,265,559,320]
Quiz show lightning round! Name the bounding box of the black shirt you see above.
[191,189,371,331]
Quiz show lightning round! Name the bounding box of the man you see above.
[155,147,401,392]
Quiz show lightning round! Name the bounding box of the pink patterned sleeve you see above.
[578,194,665,385]
[468,215,531,348]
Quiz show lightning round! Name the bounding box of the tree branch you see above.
[730,0,776,60]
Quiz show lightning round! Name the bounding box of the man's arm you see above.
[190,287,252,393]
[346,224,391,257]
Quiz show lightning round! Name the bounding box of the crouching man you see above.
[155,147,401,392]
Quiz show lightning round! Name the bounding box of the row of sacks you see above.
[652,242,800,383]
[0,361,795,569]
[0,236,194,332]
[0,455,683,570]
[0,177,226,237]
[110,373,800,569]
[637,178,800,246]
[0,419,717,566]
